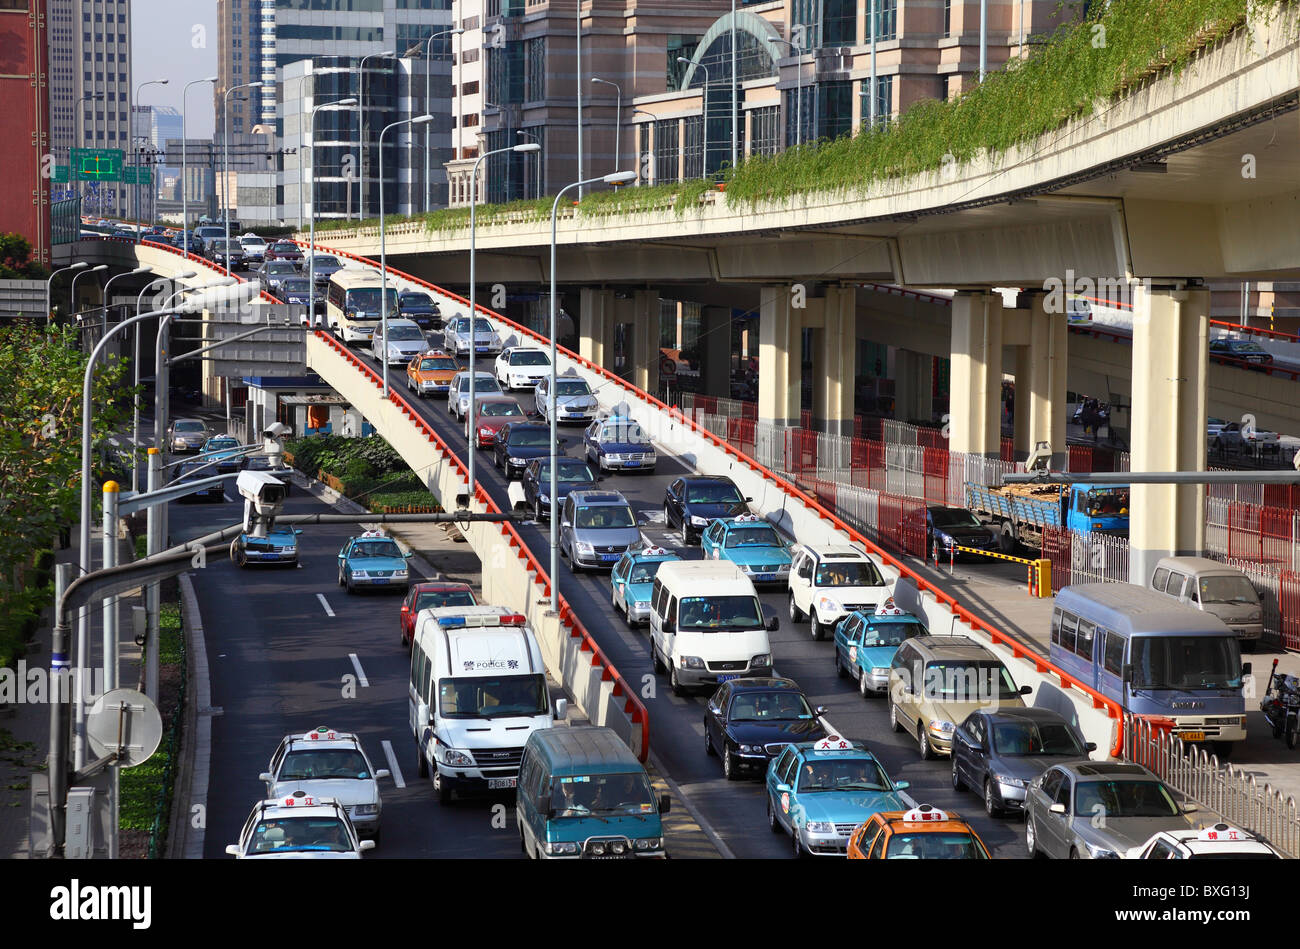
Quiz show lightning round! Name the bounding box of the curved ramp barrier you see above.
[304,329,649,760]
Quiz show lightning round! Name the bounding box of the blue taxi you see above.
[766,736,911,857]
[701,514,792,585]
[610,546,680,627]
[833,598,928,697]
[336,530,411,594]
[201,434,244,473]
[234,526,301,567]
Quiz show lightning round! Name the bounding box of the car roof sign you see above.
[1197,823,1248,842]
[875,598,907,616]
[902,805,948,822]
[814,736,851,752]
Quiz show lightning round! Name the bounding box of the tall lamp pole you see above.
[590,77,621,174]
[181,76,217,255]
[46,262,87,323]
[100,267,152,341]
[308,97,359,322]
[730,0,738,168]
[424,27,464,212]
[132,273,196,492]
[70,264,107,333]
[631,109,655,185]
[131,79,167,234]
[224,80,264,265]
[357,50,396,220]
[677,57,709,178]
[378,114,434,398]
[768,37,802,147]
[576,0,584,199]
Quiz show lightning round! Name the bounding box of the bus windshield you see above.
[437,673,548,718]
[677,595,763,630]
[549,772,655,818]
[1130,635,1241,690]
[344,287,398,318]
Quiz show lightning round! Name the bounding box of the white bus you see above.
[325,269,398,344]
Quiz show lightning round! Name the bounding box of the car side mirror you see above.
[662,620,675,633]
[554,698,568,720]
[1084,742,1098,753]
[258,772,273,783]
[225,844,241,857]
[561,520,571,529]
[358,839,376,852]
[1049,803,1067,815]
[293,529,303,535]
[1019,685,1033,695]
[744,496,753,503]
[659,794,671,815]
[1122,663,1133,684]
[375,769,391,780]
[814,705,827,716]
[894,780,910,791]
[776,783,791,794]
[1182,802,1199,814]
[404,552,413,559]
[337,553,345,560]
[765,616,779,631]
[1242,662,1252,676]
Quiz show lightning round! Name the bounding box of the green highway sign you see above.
[122,166,153,185]
[71,148,124,181]
[51,165,69,183]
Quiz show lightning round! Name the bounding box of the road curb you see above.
[647,747,735,859]
[169,572,214,859]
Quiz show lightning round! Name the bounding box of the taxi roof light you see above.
[1197,823,1248,841]
[875,598,907,616]
[902,805,948,822]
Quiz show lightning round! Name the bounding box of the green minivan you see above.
[516,726,669,859]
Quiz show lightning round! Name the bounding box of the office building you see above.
[1,0,52,263]
[216,0,267,138]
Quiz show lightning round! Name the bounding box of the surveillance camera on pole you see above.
[1026,440,1053,473]
[262,421,290,466]
[237,470,287,539]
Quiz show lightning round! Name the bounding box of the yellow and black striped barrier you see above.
[950,546,1053,598]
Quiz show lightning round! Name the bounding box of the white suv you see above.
[787,545,891,640]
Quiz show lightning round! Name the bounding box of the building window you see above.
[524,36,545,102]
[654,118,678,184]
[683,114,703,179]
[665,35,701,89]
[943,0,952,37]
[750,105,779,156]
[861,74,893,126]
[784,85,815,147]
[871,0,898,42]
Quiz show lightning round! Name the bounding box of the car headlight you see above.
[604,453,622,463]
[680,656,705,669]
[351,570,369,579]
[751,654,771,667]
[689,515,709,527]
[576,542,595,555]
[739,564,755,574]
[352,803,379,816]
[1084,841,1120,859]
[928,720,955,736]
[871,667,890,676]
[817,596,842,614]
[1249,610,1262,622]
[537,493,550,505]
[394,568,408,579]
[993,773,1026,789]
[805,822,835,835]
[438,746,474,767]
[634,837,662,851]
[544,840,579,856]
[739,744,761,754]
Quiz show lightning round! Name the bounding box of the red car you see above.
[399,581,478,646]
[468,395,527,449]
[264,240,305,263]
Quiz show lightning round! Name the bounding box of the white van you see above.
[648,561,778,696]
[1149,556,1264,649]
[408,605,566,804]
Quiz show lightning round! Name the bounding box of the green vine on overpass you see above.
[315,0,1290,236]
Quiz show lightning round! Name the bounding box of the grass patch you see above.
[285,433,442,512]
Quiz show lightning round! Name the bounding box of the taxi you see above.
[846,804,991,859]
[833,599,927,697]
[201,433,244,473]
[766,736,911,857]
[336,530,412,593]
[610,546,680,627]
[233,526,301,567]
[1126,823,1282,859]
[701,514,793,586]
[225,790,374,859]
[259,726,391,842]
[405,349,459,398]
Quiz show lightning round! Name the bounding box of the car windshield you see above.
[401,293,432,306]
[243,456,274,470]
[278,749,371,780]
[991,721,1085,756]
[1074,779,1180,818]
[472,318,494,333]
[1233,341,1266,353]
[599,421,647,443]
[311,256,337,266]
[922,661,1021,701]
[459,377,499,393]
[815,561,883,586]
[175,421,205,433]
[1130,635,1241,690]
[725,525,783,548]
[1197,576,1259,605]
[508,428,551,448]
[511,350,549,366]
[272,243,298,252]
[419,357,456,371]
[281,279,310,292]
[537,460,595,482]
[414,590,477,610]
[556,380,591,397]
[575,505,635,529]
[1189,852,1280,860]
[685,482,742,504]
[350,539,402,559]
[859,620,924,647]
[207,438,238,451]
[796,757,892,792]
[727,690,814,721]
[267,262,296,273]
[678,595,763,630]
[930,508,983,529]
[628,560,669,583]
[249,817,353,854]
[1085,488,1129,516]
[386,325,424,341]
[480,402,523,418]
[549,772,656,818]
[437,673,548,718]
[886,832,987,859]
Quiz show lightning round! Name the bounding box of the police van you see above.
[408,605,567,804]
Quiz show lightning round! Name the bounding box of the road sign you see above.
[51,165,69,183]
[122,166,152,185]
[85,688,162,767]
[71,148,124,182]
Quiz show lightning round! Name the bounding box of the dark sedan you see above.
[1209,337,1273,368]
[308,254,344,285]
[175,460,228,503]
[277,276,314,310]
[924,505,1000,560]
[491,422,560,480]
[521,457,600,521]
[398,290,441,329]
[664,475,751,545]
[950,707,1096,818]
[704,677,826,780]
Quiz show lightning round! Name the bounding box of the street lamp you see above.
[224,80,264,266]
[72,93,103,206]
[870,0,878,127]
[466,141,541,499]
[576,2,584,199]
[423,27,464,212]
[357,50,397,220]
[730,0,738,169]
[46,262,87,323]
[131,79,168,234]
[378,114,434,398]
[101,267,152,338]
[547,169,635,611]
[70,264,107,327]
[309,97,359,322]
[182,76,218,255]
[133,272,196,492]
[768,37,803,148]
[590,77,622,175]
[678,57,710,178]
[631,110,656,185]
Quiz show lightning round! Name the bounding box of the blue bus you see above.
[1049,584,1249,756]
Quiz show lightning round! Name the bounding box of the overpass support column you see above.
[758,285,801,430]
[1128,286,1209,585]
[948,291,1003,458]
[813,286,856,435]
[699,306,732,398]
[578,287,616,371]
[894,350,933,425]
[1012,292,1068,468]
[630,290,660,395]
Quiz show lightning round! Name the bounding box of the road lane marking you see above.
[381,739,406,788]
[316,593,335,616]
[348,652,370,687]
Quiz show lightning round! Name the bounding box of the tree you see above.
[0,232,50,280]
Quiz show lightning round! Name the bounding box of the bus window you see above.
[1076,620,1095,660]
[1152,567,1170,592]
[1102,629,1124,677]
[1059,612,1078,653]
[1051,609,1062,646]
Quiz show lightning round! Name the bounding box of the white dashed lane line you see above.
[316,593,335,617]
[381,739,406,788]
[348,653,370,688]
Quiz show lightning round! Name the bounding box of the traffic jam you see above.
[211,280,1275,861]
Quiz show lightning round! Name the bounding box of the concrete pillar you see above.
[578,287,615,370]
[758,285,801,429]
[893,349,933,425]
[699,305,732,398]
[630,289,659,395]
[948,291,1003,457]
[1128,286,1209,585]
[813,286,856,435]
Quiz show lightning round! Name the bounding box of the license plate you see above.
[755,574,775,582]
[370,578,388,584]
[601,554,620,562]
[624,461,639,468]
[718,674,740,682]
[488,777,517,789]
[1180,731,1206,742]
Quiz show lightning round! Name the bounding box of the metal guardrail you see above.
[1123,716,1300,857]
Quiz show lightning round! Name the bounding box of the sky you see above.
[131,0,219,139]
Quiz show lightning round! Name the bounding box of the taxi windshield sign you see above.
[903,806,947,822]
[731,514,761,524]
[875,598,906,616]
[308,726,340,741]
[1198,824,1245,841]
[641,546,670,557]
[814,736,851,752]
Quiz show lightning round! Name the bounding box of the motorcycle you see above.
[1260,658,1300,749]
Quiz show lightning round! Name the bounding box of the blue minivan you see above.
[516,726,669,859]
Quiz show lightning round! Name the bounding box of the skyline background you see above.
[132,0,218,140]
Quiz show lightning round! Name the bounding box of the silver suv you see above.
[561,490,643,572]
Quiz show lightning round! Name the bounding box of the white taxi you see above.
[225,790,374,859]
[259,725,391,843]
[787,545,891,640]
[494,346,552,389]
[1126,822,1282,859]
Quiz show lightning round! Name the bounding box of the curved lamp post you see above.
[678,57,710,178]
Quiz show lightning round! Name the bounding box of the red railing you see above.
[1211,319,1300,344]
[1281,571,1300,651]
